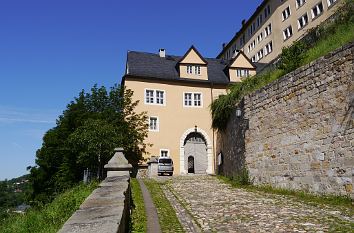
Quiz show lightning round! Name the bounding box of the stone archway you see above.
[179,127,213,174]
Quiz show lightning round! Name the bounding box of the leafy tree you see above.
[29,85,148,203]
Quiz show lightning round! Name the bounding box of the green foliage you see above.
[278,41,308,73]
[29,84,148,204]
[211,0,354,130]
[143,179,184,233]
[231,167,253,186]
[0,182,98,233]
[130,178,147,233]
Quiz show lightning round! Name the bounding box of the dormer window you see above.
[236,69,250,78]
[187,65,201,75]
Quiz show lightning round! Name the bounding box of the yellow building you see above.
[122,46,255,175]
[217,0,341,63]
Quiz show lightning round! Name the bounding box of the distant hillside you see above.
[0,174,31,219]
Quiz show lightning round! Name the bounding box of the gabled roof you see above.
[178,45,208,65]
[228,50,256,69]
[124,50,230,85]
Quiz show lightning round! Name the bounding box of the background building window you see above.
[149,117,159,131]
[187,65,193,74]
[298,13,309,29]
[265,24,272,37]
[264,41,273,55]
[296,0,306,8]
[327,0,336,7]
[283,26,293,40]
[282,6,291,21]
[312,2,324,18]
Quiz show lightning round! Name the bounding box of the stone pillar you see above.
[147,157,158,177]
[104,148,132,177]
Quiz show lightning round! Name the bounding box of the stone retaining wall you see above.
[217,42,354,198]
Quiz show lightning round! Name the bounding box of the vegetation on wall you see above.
[28,85,148,204]
[211,0,354,130]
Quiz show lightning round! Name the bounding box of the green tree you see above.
[29,85,148,203]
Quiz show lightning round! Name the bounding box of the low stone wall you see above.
[59,148,132,233]
[217,42,354,198]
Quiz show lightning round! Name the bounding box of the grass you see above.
[0,182,98,233]
[218,175,354,216]
[143,179,184,233]
[130,178,147,233]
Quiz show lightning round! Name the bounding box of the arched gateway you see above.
[179,127,213,174]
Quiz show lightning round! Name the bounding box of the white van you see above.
[157,157,174,176]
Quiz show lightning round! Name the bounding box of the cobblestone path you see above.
[159,175,354,233]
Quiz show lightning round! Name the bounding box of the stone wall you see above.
[59,148,132,233]
[217,42,354,197]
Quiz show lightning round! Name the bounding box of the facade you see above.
[122,46,255,175]
[217,0,341,63]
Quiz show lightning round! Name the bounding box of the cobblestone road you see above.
[158,175,353,233]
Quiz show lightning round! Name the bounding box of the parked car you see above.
[157,157,173,176]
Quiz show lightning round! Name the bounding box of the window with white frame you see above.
[236,69,250,78]
[187,65,193,74]
[160,149,169,157]
[251,56,256,62]
[184,92,202,107]
[187,65,201,75]
[265,24,272,37]
[149,117,159,131]
[296,0,306,8]
[298,13,309,29]
[311,2,324,18]
[257,32,263,43]
[327,0,337,7]
[283,26,293,40]
[282,6,291,21]
[145,89,154,104]
[264,41,273,56]
[257,49,264,61]
[145,89,165,105]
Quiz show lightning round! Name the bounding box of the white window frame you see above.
[264,24,272,37]
[298,13,309,29]
[187,65,193,74]
[160,149,170,157]
[149,116,159,132]
[144,89,166,106]
[236,69,250,78]
[327,0,337,7]
[264,41,273,56]
[311,2,324,19]
[283,25,293,40]
[282,6,291,21]
[296,0,306,8]
[183,92,203,108]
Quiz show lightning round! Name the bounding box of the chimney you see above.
[159,48,166,58]
[242,19,246,26]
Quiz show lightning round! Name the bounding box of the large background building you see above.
[217,0,340,63]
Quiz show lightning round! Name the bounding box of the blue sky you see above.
[0,0,262,180]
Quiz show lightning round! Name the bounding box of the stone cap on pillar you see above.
[104,148,132,171]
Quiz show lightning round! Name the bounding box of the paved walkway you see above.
[159,176,353,233]
[138,179,162,233]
